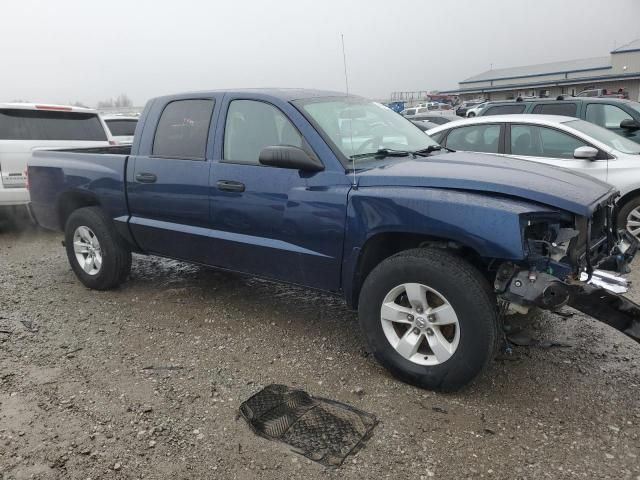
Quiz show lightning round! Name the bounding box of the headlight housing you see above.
[521,212,579,268]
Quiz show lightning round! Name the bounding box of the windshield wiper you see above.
[349,145,442,160]
[412,145,443,156]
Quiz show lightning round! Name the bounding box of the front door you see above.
[127,97,217,262]
[207,96,350,291]
[506,123,608,183]
[585,102,640,144]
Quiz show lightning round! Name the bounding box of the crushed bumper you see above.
[567,284,640,342]
[498,268,640,344]
[496,232,640,343]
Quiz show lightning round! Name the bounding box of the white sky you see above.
[1,0,639,106]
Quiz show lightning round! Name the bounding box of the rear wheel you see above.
[358,248,498,391]
[64,207,131,290]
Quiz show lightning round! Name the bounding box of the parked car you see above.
[456,100,485,117]
[477,97,640,144]
[577,88,628,99]
[465,102,489,117]
[426,114,640,238]
[0,103,113,223]
[102,115,138,144]
[28,89,640,392]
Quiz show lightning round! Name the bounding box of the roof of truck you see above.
[0,102,98,113]
[154,88,352,102]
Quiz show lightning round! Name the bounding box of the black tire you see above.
[467,112,476,117]
[616,196,640,237]
[64,207,131,290]
[358,248,498,392]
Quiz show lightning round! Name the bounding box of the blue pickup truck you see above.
[27,89,640,391]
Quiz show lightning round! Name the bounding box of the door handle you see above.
[217,180,245,192]
[135,172,157,183]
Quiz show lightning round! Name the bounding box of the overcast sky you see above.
[1,0,639,106]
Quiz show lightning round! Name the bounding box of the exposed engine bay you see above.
[495,202,640,344]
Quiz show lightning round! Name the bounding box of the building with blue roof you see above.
[443,39,640,102]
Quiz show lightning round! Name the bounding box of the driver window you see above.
[223,100,302,165]
[586,104,632,129]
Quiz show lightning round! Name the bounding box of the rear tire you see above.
[616,196,640,241]
[358,248,498,392]
[64,207,131,290]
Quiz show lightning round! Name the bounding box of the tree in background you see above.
[97,94,133,109]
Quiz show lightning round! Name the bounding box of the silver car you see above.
[427,114,640,238]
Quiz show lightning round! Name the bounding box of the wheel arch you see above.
[616,188,640,213]
[57,190,101,230]
[347,231,488,309]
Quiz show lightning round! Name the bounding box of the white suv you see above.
[0,103,113,220]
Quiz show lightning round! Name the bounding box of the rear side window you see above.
[106,119,137,136]
[444,124,501,153]
[532,103,577,117]
[152,99,214,159]
[0,109,107,141]
[483,104,526,115]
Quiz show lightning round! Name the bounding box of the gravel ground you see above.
[1,226,639,480]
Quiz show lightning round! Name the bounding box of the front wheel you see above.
[64,207,132,290]
[617,196,640,241]
[358,248,498,391]
[467,112,476,117]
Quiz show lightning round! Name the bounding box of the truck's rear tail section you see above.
[28,146,131,231]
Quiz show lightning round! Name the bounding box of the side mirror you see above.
[573,146,599,160]
[620,119,640,131]
[259,145,324,172]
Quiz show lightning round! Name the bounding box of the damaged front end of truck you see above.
[494,197,640,343]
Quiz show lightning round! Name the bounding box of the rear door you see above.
[126,96,219,262]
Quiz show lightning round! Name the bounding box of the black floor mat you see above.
[239,384,378,466]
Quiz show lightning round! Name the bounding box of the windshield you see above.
[628,102,640,115]
[294,97,439,164]
[565,119,640,154]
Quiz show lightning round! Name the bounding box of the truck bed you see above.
[28,146,130,231]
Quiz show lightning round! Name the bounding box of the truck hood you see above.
[355,151,616,216]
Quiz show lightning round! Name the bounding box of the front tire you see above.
[358,248,498,392]
[64,207,131,290]
[467,112,476,117]
[616,196,640,241]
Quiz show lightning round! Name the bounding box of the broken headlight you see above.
[521,213,579,264]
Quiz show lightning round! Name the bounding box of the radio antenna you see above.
[341,33,357,188]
